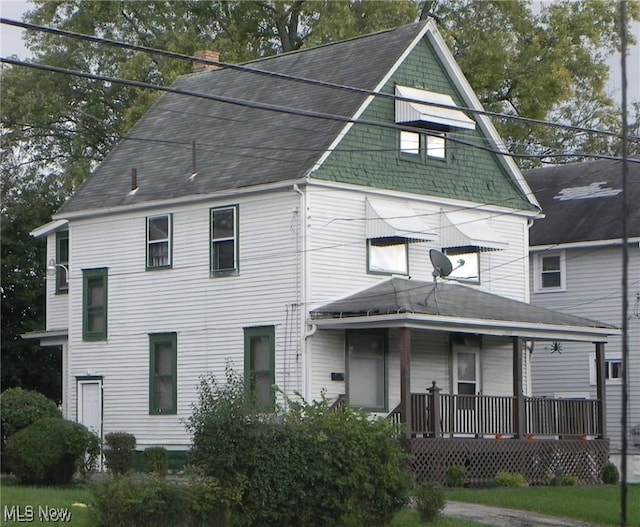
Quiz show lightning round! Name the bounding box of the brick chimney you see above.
[193,50,220,73]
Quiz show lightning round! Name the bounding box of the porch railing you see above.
[388,389,601,438]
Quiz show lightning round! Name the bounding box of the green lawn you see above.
[1,478,92,526]
[445,485,640,527]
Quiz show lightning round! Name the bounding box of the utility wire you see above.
[1,17,639,142]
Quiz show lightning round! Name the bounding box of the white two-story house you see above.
[27,20,616,483]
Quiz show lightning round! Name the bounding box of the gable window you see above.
[400,130,420,156]
[368,237,408,275]
[56,230,69,294]
[425,132,446,159]
[399,130,446,161]
[443,248,480,283]
[83,268,107,341]
[347,331,387,411]
[534,252,566,292]
[210,205,238,275]
[244,326,275,409]
[147,214,172,269]
[149,333,177,414]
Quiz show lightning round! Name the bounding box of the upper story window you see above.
[146,214,172,269]
[443,248,480,284]
[83,268,107,341]
[589,353,622,385]
[399,130,446,161]
[368,237,408,275]
[55,231,69,294]
[210,205,238,275]
[534,252,566,292]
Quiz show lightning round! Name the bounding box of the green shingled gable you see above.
[311,37,533,211]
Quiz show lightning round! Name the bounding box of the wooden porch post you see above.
[512,337,525,438]
[595,342,607,439]
[399,328,412,439]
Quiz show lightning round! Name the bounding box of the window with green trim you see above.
[82,268,107,341]
[347,330,387,411]
[149,333,177,415]
[210,205,238,275]
[56,231,69,294]
[146,214,172,269]
[244,326,275,410]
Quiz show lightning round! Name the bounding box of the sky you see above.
[1,0,639,104]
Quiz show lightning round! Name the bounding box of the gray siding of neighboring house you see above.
[530,243,640,452]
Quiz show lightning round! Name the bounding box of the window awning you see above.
[366,198,437,242]
[395,85,476,131]
[441,210,508,251]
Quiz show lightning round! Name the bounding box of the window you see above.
[368,237,408,275]
[147,214,172,269]
[400,130,420,156]
[149,333,177,414]
[443,248,480,283]
[56,230,69,294]
[590,353,622,385]
[452,335,480,411]
[83,268,107,341]
[399,130,447,161]
[211,206,238,274]
[534,252,566,292]
[347,331,386,411]
[244,326,275,409]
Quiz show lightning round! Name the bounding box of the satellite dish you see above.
[429,249,453,279]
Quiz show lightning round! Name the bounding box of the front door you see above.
[452,336,480,435]
[77,378,103,440]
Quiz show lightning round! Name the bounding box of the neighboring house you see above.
[525,159,640,481]
[26,20,617,483]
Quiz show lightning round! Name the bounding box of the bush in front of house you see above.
[104,431,136,475]
[5,417,98,485]
[602,462,620,484]
[91,474,234,527]
[186,368,412,527]
[143,446,169,476]
[495,471,526,487]
[445,464,467,487]
[414,484,445,523]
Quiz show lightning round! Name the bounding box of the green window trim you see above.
[55,230,69,294]
[346,329,388,412]
[210,205,239,276]
[82,268,107,341]
[146,214,173,270]
[149,332,178,415]
[244,326,275,410]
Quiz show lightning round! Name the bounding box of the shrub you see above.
[602,462,620,484]
[104,432,136,475]
[91,474,232,527]
[186,368,411,527]
[414,484,445,523]
[143,447,169,476]
[445,464,467,487]
[562,475,579,486]
[5,417,97,485]
[495,471,526,487]
[1,387,61,441]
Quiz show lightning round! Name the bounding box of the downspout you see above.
[293,184,312,400]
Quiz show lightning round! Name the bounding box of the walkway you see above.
[443,502,602,527]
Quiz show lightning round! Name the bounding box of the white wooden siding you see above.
[66,190,302,448]
[530,244,640,451]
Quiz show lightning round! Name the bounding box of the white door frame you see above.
[77,377,103,468]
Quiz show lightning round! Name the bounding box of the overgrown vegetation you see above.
[4,417,99,485]
[445,465,467,487]
[186,368,411,527]
[414,484,446,523]
[142,447,169,476]
[494,471,526,487]
[602,462,619,484]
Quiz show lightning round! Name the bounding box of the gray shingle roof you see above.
[59,22,428,214]
[310,277,615,330]
[524,160,640,246]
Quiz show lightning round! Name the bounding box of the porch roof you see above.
[309,277,618,342]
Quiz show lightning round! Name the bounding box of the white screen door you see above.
[78,379,102,438]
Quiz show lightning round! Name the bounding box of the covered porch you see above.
[311,277,618,485]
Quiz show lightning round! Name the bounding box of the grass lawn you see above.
[0,477,92,526]
[445,484,640,527]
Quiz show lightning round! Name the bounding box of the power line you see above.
[1,17,638,142]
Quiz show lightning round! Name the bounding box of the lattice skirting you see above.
[409,438,609,486]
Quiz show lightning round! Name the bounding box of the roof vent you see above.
[193,50,220,73]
